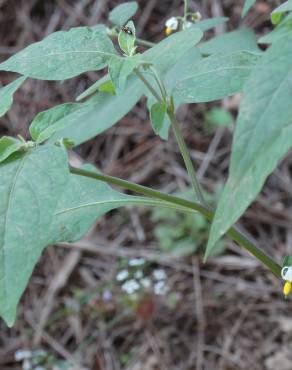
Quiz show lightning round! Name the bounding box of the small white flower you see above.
[282,266,292,281]
[193,11,202,21]
[153,269,167,281]
[15,350,32,361]
[122,279,140,295]
[134,270,143,279]
[116,269,129,281]
[128,258,145,266]
[154,281,169,295]
[165,17,179,31]
[140,277,152,288]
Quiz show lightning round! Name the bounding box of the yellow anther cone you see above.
[283,281,292,297]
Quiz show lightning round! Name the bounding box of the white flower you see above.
[154,281,169,295]
[15,350,32,361]
[122,279,140,295]
[153,269,167,281]
[193,11,202,21]
[281,266,292,281]
[128,258,145,266]
[140,277,152,288]
[165,17,179,31]
[116,269,129,281]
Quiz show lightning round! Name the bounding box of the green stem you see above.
[69,166,281,278]
[167,107,207,207]
[134,68,162,102]
[184,0,189,19]
[136,37,155,48]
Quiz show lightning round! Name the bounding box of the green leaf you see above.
[199,29,261,55]
[109,1,138,27]
[29,102,93,143]
[0,27,117,80]
[259,13,292,44]
[0,136,24,163]
[51,165,192,244]
[149,101,167,135]
[191,17,228,32]
[0,145,69,326]
[118,21,136,56]
[109,54,141,93]
[173,51,260,104]
[76,75,115,101]
[0,77,26,118]
[50,77,144,146]
[242,0,256,17]
[52,28,203,145]
[206,34,292,258]
[272,1,292,24]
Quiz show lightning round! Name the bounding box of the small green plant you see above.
[0,0,292,326]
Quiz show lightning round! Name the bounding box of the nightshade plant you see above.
[0,0,292,326]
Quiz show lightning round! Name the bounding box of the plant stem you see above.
[167,107,207,207]
[184,0,189,19]
[134,68,162,102]
[136,37,155,48]
[69,165,282,278]
[135,68,207,206]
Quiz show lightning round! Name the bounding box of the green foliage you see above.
[1,0,292,325]
[198,29,260,55]
[0,27,117,80]
[0,136,26,162]
[118,20,136,56]
[152,192,225,257]
[150,101,168,135]
[109,54,141,93]
[0,77,26,117]
[109,1,138,26]
[259,13,292,44]
[271,0,292,24]
[206,34,292,258]
[242,0,257,17]
[173,51,260,104]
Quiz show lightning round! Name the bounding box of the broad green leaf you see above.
[206,35,292,258]
[242,0,256,17]
[272,0,292,24]
[118,21,136,56]
[29,102,93,143]
[52,165,193,244]
[0,77,26,117]
[52,28,203,145]
[0,27,117,80]
[149,101,167,135]
[109,1,138,27]
[0,145,69,326]
[173,51,260,104]
[0,136,24,163]
[259,13,292,44]
[191,17,228,32]
[199,29,261,55]
[145,28,203,74]
[109,54,141,93]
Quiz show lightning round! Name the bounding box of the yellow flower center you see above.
[283,281,292,297]
[165,27,173,36]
